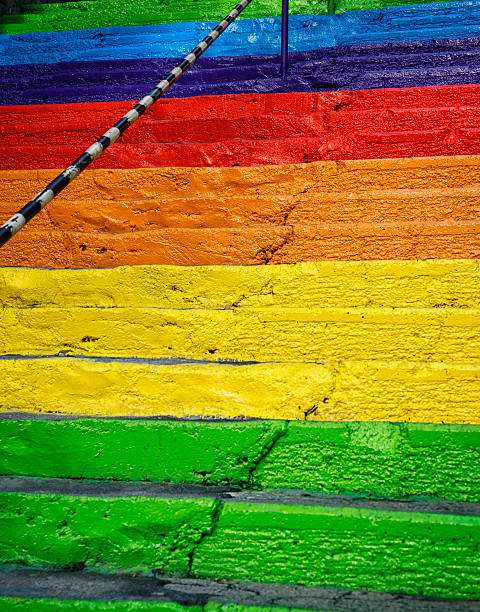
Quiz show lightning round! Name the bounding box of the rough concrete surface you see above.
[0,492,218,573]
[2,419,479,501]
[2,0,470,35]
[3,569,479,611]
[2,305,480,363]
[1,154,480,266]
[191,500,480,598]
[7,87,480,172]
[4,2,480,63]
[2,357,480,423]
[4,37,480,105]
[2,223,480,267]
[1,490,479,599]
[1,259,480,310]
[0,0,324,33]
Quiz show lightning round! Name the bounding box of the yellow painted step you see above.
[1,259,479,309]
[1,306,480,362]
[2,357,480,423]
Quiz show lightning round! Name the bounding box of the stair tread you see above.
[2,259,479,309]
[6,88,480,170]
[4,39,480,105]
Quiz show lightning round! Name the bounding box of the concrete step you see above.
[1,155,480,266]
[2,259,478,309]
[3,38,480,105]
[1,259,479,424]
[2,356,480,422]
[2,220,480,267]
[3,2,480,63]
[0,481,479,599]
[0,0,325,34]
[2,304,480,362]
[4,88,480,171]
[1,418,480,501]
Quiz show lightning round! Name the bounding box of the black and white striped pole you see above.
[0,0,254,249]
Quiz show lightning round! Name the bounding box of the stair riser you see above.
[2,358,480,423]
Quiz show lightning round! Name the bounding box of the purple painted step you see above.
[3,36,480,105]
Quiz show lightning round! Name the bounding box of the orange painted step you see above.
[1,155,479,267]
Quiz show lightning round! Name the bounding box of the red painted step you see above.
[3,86,480,169]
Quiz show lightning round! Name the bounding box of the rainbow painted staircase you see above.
[1,0,480,611]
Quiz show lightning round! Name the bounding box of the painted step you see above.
[3,569,476,612]
[4,37,480,105]
[5,87,480,171]
[4,2,480,64]
[1,260,479,423]
[2,259,479,310]
[3,305,480,362]
[1,156,480,267]
[2,357,480,423]
[0,0,325,35]
[1,484,479,599]
[0,15,347,64]
[1,418,480,501]
[0,598,329,612]
[2,0,473,36]
[0,0,326,36]
[2,212,480,265]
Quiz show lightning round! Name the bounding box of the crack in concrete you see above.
[246,422,289,486]
[181,426,290,575]
[305,362,339,421]
[184,498,223,577]
[255,227,294,264]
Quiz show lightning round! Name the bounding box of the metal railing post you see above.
[0,0,254,249]
[280,0,289,78]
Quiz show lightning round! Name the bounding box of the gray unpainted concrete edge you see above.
[1,476,480,516]
[1,568,479,611]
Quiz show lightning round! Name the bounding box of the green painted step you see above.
[333,0,462,11]
[1,492,479,600]
[193,501,480,600]
[0,493,217,574]
[1,419,479,502]
[0,598,319,612]
[0,0,326,34]
[0,601,197,612]
[0,0,468,34]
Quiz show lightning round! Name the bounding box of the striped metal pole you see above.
[0,0,254,249]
